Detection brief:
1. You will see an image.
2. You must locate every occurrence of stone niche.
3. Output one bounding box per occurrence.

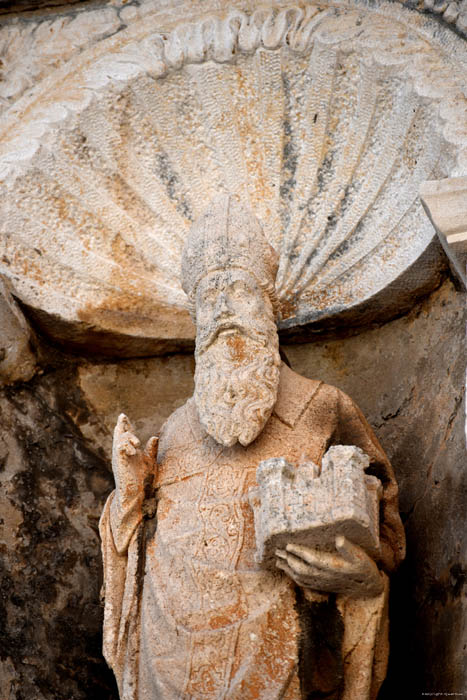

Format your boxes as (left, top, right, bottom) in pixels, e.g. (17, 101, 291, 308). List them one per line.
(0, 0, 465, 698)
(1, 0, 466, 354)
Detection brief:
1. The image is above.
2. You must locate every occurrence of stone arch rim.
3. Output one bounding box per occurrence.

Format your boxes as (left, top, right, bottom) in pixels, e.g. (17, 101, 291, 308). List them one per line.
(0, 0, 466, 183)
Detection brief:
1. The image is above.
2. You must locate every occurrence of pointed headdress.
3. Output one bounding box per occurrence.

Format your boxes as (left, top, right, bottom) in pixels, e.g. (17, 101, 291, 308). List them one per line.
(181, 195, 279, 314)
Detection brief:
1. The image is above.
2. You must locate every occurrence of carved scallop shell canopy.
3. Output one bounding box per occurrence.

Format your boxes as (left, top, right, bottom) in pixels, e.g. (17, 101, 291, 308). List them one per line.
(0, 0, 466, 355)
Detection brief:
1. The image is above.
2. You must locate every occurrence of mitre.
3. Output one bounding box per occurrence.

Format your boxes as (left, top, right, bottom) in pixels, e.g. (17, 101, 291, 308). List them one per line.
(181, 195, 279, 303)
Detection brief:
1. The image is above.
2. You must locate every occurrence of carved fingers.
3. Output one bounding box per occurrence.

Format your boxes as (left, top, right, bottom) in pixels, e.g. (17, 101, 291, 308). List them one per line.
(276, 547, 342, 591)
(112, 414, 157, 504)
(114, 414, 140, 456)
(142, 435, 159, 480)
(276, 535, 384, 599)
(144, 435, 159, 461)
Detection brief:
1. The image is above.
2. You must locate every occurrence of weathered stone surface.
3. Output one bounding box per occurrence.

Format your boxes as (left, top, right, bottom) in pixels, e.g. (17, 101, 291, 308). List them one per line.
(0, 0, 91, 14)
(251, 447, 382, 569)
(0, 5, 123, 110)
(101, 368, 399, 698)
(0, 0, 465, 355)
(0, 2, 463, 694)
(0, 365, 118, 699)
(0, 276, 37, 385)
(420, 176, 467, 287)
(417, 0, 467, 35)
(2, 0, 467, 39)
(98, 199, 403, 699)
(77, 353, 194, 458)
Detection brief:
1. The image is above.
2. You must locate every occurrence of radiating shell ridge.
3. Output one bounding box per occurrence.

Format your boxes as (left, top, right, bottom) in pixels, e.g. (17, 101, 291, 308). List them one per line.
(0, 1, 465, 353)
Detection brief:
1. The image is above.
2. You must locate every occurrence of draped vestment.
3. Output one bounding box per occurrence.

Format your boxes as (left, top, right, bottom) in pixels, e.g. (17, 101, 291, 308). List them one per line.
(100, 364, 404, 700)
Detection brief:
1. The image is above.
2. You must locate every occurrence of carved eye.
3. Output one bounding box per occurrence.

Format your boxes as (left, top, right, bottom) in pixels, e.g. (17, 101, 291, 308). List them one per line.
(200, 289, 218, 306)
(228, 281, 248, 299)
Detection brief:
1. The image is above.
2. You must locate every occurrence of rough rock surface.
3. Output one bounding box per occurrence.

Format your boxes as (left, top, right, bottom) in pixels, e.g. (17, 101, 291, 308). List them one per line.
(0, 276, 464, 698)
(0, 277, 37, 385)
(0, 364, 118, 699)
(77, 354, 194, 458)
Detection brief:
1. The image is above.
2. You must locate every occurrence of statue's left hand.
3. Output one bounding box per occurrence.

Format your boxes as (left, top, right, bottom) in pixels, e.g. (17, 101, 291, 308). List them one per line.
(275, 535, 384, 599)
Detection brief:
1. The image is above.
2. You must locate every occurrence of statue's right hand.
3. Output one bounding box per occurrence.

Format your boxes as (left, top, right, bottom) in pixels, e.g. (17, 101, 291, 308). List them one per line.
(112, 414, 158, 505)
(114, 413, 142, 459)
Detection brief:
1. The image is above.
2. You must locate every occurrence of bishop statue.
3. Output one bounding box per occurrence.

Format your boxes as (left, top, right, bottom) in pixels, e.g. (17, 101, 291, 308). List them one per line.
(100, 195, 405, 699)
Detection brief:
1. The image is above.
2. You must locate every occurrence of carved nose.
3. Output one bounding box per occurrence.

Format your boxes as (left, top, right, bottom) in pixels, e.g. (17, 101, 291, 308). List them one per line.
(213, 292, 231, 320)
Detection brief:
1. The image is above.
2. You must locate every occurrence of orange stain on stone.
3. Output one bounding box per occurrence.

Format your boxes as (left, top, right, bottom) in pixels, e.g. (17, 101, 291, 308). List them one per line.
(226, 334, 247, 364)
(280, 298, 298, 320)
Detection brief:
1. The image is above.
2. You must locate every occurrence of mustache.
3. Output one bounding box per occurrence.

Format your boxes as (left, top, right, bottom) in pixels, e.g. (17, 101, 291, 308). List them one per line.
(195, 322, 271, 354)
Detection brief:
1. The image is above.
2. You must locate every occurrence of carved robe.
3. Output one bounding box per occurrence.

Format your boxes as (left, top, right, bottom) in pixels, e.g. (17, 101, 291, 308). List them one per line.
(100, 363, 405, 700)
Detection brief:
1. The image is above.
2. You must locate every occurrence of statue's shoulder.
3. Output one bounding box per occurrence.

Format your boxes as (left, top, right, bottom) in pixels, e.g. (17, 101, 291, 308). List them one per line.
(287, 369, 368, 428)
(280, 363, 355, 403)
(157, 397, 195, 458)
(274, 364, 339, 427)
(275, 366, 367, 441)
(277, 363, 340, 406)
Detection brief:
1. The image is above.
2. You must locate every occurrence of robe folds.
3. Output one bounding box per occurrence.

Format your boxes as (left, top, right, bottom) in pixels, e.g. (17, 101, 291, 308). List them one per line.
(100, 363, 405, 700)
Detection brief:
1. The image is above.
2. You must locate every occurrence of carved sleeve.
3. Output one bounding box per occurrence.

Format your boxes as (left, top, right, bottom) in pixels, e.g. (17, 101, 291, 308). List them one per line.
(109, 488, 144, 556)
(334, 388, 406, 574)
(99, 491, 141, 698)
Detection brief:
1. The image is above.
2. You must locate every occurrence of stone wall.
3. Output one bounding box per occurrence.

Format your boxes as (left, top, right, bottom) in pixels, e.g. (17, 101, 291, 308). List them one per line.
(0, 273, 464, 697)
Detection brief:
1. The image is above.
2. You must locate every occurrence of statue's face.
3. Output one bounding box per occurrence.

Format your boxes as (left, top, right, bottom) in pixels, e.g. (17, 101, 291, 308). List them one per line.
(195, 269, 273, 352)
(193, 268, 281, 448)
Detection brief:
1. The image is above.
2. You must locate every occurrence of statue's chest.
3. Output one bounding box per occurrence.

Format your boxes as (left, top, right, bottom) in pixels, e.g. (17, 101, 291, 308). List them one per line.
(155, 444, 261, 573)
(145, 412, 329, 631)
(153, 414, 328, 571)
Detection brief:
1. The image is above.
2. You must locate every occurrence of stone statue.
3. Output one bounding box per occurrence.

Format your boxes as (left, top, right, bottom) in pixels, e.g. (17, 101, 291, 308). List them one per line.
(99, 195, 405, 700)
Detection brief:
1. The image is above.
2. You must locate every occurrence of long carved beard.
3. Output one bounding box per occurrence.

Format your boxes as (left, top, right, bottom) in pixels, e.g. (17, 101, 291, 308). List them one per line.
(194, 330, 281, 447)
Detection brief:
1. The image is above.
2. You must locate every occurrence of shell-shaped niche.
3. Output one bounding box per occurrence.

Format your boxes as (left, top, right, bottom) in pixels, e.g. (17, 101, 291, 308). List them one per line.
(0, 1, 466, 355)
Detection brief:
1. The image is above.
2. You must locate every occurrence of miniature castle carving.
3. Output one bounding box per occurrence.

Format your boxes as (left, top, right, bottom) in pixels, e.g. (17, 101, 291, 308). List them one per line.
(250, 445, 382, 568)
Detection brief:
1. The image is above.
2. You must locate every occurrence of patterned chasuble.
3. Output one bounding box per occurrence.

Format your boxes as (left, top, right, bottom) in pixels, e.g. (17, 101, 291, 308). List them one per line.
(138, 395, 311, 699)
(101, 364, 404, 700)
